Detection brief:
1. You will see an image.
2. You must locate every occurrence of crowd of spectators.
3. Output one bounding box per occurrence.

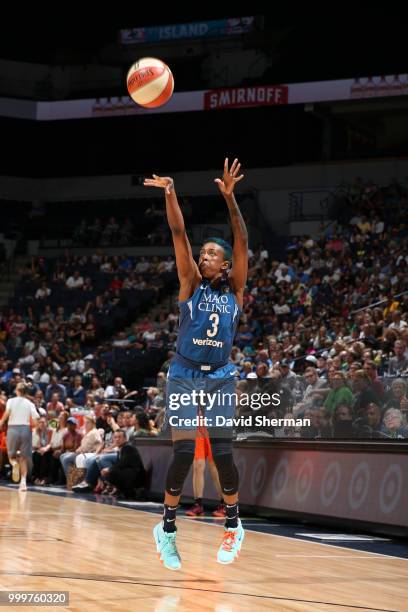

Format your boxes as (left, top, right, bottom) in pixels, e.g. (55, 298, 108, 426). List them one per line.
(0, 177, 407, 496)
(206, 177, 408, 439)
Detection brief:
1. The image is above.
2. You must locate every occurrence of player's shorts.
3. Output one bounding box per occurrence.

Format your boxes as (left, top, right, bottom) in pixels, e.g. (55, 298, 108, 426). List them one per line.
(194, 426, 214, 462)
(165, 359, 237, 432)
(7, 425, 32, 458)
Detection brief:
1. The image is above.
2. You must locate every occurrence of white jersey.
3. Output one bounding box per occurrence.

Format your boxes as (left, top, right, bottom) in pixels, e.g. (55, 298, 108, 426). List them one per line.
(7, 396, 40, 426)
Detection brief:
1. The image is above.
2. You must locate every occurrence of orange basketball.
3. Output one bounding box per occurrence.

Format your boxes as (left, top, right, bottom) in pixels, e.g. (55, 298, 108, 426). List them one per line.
(126, 57, 174, 108)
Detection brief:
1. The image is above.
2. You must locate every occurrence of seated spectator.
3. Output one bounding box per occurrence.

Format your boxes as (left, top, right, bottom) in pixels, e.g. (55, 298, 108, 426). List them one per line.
(104, 377, 127, 400)
(32, 416, 53, 485)
(35, 282, 51, 300)
(59, 417, 83, 478)
(362, 360, 384, 398)
(45, 375, 67, 404)
(102, 430, 145, 499)
(352, 370, 380, 418)
(33, 389, 46, 414)
(388, 340, 408, 375)
(294, 367, 327, 415)
(385, 378, 408, 414)
(25, 375, 40, 399)
(388, 310, 407, 332)
(323, 371, 354, 415)
(72, 413, 120, 494)
(60, 415, 102, 478)
(109, 275, 123, 292)
(353, 402, 383, 439)
(46, 392, 65, 416)
(332, 403, 354, 439)
(48, 410, 69, 484)
(129, 412, 158, 438)
(67, 375, 86, 406)
(66, 271, 84, 290)
(380, 408, 408, 439)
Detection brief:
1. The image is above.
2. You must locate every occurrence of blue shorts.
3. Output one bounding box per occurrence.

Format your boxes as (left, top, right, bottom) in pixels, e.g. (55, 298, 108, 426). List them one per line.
(165, 360, 238, 431)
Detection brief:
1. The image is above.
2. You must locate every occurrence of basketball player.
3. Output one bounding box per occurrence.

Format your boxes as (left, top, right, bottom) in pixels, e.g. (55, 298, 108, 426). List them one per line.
(144, 158, 248, 570)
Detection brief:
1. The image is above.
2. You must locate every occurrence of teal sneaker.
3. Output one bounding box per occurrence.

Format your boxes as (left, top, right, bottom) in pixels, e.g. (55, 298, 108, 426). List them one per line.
(217, 519, 245, 564)
(153, 522, 181, 571)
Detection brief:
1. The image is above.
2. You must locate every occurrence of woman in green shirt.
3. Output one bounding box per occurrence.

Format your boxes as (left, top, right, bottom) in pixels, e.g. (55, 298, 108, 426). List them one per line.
(324, 371, 354, 414)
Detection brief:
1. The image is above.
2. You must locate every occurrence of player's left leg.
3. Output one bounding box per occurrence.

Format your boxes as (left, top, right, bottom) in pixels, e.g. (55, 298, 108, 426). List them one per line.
(210, 437, 244, 564)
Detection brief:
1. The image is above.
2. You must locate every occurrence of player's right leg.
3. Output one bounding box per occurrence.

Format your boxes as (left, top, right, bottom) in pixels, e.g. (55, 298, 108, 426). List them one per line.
(153, 430, 195, 570)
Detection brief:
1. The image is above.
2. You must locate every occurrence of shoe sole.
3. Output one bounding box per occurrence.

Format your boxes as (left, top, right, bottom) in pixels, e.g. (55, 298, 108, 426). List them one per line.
(12, 463, 20, 483)
(153, 525, 181, 571)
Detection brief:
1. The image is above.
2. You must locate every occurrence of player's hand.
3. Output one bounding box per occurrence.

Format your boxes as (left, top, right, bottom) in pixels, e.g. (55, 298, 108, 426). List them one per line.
(143, 174, 174, 195)
(214, 158, 244, 196)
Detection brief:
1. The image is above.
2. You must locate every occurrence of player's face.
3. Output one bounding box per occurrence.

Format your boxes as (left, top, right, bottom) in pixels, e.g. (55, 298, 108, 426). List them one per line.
(198, 242, 228, 279)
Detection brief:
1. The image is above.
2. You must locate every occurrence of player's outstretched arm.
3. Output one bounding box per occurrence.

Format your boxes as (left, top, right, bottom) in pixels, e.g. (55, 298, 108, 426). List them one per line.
(214, 158, 248, 307)
(143, 174, 200, 300)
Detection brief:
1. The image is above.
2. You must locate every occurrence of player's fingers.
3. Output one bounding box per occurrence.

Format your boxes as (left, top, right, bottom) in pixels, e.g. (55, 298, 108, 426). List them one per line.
(230, 158, 239, 174)
(224, 158, 228, 173)
(232, 162, 241, 177)
(234, 174, 244, 183)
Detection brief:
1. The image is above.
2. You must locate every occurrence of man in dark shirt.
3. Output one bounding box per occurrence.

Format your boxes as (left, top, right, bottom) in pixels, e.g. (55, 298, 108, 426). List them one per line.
(102, 430, 145, 499)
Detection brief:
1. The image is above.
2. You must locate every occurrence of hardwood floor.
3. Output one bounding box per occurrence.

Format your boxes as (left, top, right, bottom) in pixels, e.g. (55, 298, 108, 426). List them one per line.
(0, 488, 406, 611)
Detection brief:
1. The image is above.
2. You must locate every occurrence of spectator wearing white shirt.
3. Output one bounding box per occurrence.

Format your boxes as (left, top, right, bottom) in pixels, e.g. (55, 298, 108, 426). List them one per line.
(31, 368, 50, 386)
(68, 357, 85, 374)
(275, 264, 291, 284)
(135, 257, 150, 274)
(112, 331, 131, 348)
(66, 271, 84, 289)
(389, 311, 407, 331)
(60, 415, 102, 477)
(259, 247, 269, 261)
(104, 377, 127, 399)
(372, 215, 384, 234)
(35, 282, 51, 300)
(17, 347, 35, 368)
(0, 382, 40, 491)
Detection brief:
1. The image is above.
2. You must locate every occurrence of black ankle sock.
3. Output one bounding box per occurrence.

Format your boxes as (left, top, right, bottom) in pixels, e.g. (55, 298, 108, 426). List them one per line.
(225, 502, 239, 529)
(195, 498, 202, 506)
(163, 504, 177, 533)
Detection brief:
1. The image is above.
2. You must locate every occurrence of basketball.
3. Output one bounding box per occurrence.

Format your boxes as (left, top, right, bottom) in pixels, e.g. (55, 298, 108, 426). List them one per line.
(126, 57, 174, 108)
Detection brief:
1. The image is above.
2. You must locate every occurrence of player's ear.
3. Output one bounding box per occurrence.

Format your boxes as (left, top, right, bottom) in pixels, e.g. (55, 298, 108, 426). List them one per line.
(221, 261, 230, 271)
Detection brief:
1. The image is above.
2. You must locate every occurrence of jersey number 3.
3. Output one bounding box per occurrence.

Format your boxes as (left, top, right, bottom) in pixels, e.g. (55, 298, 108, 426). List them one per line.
(206, 313, 219, 337)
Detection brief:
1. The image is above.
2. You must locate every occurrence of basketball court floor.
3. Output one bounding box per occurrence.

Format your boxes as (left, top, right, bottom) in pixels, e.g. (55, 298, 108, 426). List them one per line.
(0, 485, 406, 611)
